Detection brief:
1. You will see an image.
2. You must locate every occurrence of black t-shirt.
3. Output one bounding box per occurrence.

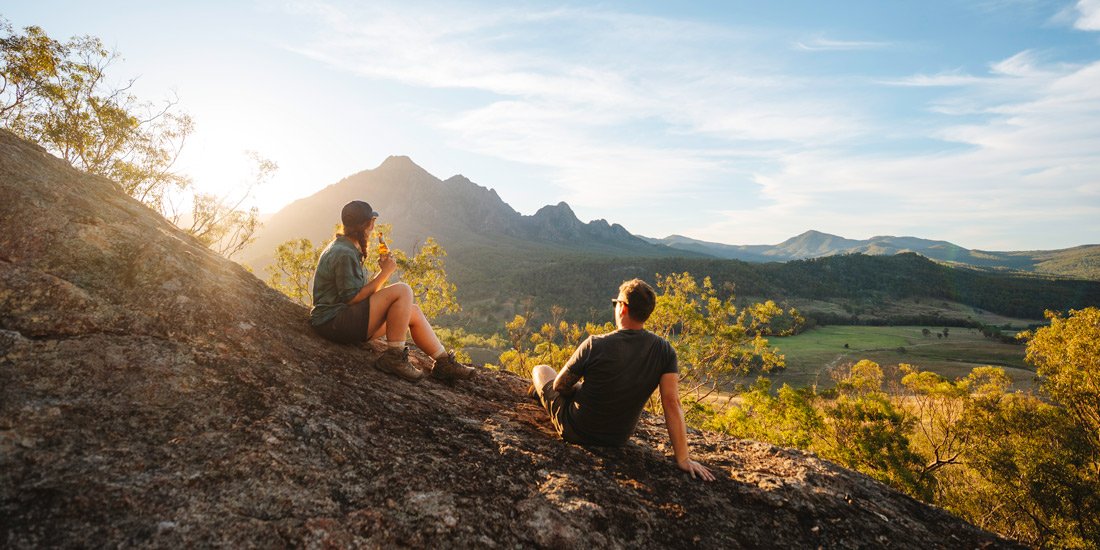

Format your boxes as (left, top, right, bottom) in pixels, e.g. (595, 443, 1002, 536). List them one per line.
(561, 329, 678, 446)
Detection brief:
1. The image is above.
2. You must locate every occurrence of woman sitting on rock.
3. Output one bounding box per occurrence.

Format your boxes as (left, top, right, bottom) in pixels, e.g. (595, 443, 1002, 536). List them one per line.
(309, 200, 474, 383)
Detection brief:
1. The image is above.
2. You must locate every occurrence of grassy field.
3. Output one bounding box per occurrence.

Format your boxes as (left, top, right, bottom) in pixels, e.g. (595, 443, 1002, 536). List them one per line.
(758, 325, 1037, 391)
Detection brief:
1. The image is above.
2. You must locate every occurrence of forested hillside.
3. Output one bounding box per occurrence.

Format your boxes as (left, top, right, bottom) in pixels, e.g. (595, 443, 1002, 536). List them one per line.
(449, 251, 1100, 330)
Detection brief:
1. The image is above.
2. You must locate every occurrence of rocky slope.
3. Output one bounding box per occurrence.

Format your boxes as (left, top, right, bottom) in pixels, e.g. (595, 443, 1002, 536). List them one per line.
(0, 130, 1019, 548)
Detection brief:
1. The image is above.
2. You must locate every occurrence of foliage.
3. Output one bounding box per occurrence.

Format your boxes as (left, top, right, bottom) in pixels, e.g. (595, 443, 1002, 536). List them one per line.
(691, 378, 822, 449)
(184, 151, 276, 259)
(266, 224, 461, 319)
(362, 224, 461, 319)
(1, 20, 263, 259)
(686, 342, 1100, 547)
(920, 358, 1095, 549)
(435, 327, 507, 365)
(265, 238, 322, 307)
(1, 20, 192, 214)
(816, 360, 925, 497)
(461, 252, 1100, 333)
(1022, 307, 1100, 462)
(740, 300, 805, 337)
(491, 272, 794, 401)
(435, 327, 506, 350)
(493, 309, 614, 379)
(898, 364, 970, 484)
(647, 272, 789, 401)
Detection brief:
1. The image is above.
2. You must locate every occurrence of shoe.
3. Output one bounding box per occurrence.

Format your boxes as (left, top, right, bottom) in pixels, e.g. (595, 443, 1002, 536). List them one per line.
(431, 351, 476, 381)
(374, 347, 424, 382)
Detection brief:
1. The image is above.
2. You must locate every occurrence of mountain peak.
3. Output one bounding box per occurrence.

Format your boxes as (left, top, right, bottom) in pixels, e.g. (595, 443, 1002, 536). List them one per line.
(533, 201, 578, 218)
(791, 229, 841, 241)
(378, 154, 416, 168)
(373, 155, 435, 180)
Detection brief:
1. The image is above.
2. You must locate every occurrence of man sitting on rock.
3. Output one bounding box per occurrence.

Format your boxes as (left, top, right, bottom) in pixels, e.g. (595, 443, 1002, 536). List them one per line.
(531, 279, 715, 481)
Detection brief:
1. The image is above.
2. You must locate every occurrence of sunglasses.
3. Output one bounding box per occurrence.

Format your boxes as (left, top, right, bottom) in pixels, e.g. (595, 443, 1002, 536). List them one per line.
(611, 299, 628, 306)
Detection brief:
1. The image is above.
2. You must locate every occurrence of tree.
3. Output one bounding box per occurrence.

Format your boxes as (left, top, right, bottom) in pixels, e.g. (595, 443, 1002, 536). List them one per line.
(954, 379, 1097, 547)
(1, 20, 262, 259)
(265, 238, 322, 307)
(899, 365, 975, 488)
(184, 151, 276, 259)
(1022, 307, 1100, 461)
(894, 359, 1099, 548)
(1, 20, 192, 213)
(817, 360, 925, 497)
(495, 312, 614, 379)
(647, 272, 787, 401)
(697, 377, 822, 450)
(362, 224, 461, 319)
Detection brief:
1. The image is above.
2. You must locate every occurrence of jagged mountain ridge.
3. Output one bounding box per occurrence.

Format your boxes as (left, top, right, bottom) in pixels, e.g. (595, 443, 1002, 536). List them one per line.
(644, 231, 1100, 279)
(0, 129, 1020, 547)
(245, 155, 1097, 281)
(244, 156, 690, 270)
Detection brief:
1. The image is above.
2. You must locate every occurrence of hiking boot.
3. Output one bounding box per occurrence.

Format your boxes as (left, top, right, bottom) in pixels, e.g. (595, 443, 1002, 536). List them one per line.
(431, 351, 475, 381)
(373, 347, 424, 382)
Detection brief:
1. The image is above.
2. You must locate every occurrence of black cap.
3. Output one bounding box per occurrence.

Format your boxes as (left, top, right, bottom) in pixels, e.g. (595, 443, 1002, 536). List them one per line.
(341, 200, 380, 227)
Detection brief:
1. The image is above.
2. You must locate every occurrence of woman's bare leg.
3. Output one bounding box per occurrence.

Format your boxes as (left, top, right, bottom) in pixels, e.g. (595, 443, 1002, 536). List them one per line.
(367, 284, 444, 357)
(369, 322, 387, 340)
(367, 283, 413, 343)
(407, 304, 445, 358)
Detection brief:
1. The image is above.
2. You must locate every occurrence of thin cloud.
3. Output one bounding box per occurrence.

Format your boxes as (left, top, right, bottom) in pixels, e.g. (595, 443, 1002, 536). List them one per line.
(881, 71, 986, 87)
(1073, 0, 1100, 30)
(286, 1, 864, 206)
(693, 54, 1100, 249)
(285, 1, 1100, 250)
(793, 37, 893, 51)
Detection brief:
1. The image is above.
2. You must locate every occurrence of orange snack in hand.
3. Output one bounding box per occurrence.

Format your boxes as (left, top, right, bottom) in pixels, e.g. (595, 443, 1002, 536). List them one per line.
(377, 232, 389, 256)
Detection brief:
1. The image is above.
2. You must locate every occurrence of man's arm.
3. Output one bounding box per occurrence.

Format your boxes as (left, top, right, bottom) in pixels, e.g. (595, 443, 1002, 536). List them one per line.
(552, 368, 581, 396)
(552, 337, 591, 395)
(659, 373, 715, 481)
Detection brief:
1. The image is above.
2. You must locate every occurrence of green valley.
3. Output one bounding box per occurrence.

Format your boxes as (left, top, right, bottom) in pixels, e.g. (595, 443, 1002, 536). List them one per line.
(763, 325, 1035, 390)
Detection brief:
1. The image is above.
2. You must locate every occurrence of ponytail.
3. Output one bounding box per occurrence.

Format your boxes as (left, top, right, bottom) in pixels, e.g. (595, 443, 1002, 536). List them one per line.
(336, 223, 370, 263)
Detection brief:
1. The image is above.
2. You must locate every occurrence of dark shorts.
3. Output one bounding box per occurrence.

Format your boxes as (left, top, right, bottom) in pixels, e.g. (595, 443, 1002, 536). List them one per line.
(311, 300, 371, 345)
(536, 380, 585, 444)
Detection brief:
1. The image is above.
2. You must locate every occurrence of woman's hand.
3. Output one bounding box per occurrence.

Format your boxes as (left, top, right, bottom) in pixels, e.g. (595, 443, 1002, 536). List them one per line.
(379, 253, 398, 276)
(677, 458, 715, 481)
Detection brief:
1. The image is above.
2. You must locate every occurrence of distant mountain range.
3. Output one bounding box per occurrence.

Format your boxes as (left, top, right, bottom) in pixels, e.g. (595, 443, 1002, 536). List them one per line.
(640, 232, 1100, 280)
(246, 156, 1099, 281)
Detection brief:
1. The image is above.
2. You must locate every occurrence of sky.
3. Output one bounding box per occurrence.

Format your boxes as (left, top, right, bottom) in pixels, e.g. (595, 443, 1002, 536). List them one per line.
(5, 1, 1100, 250)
